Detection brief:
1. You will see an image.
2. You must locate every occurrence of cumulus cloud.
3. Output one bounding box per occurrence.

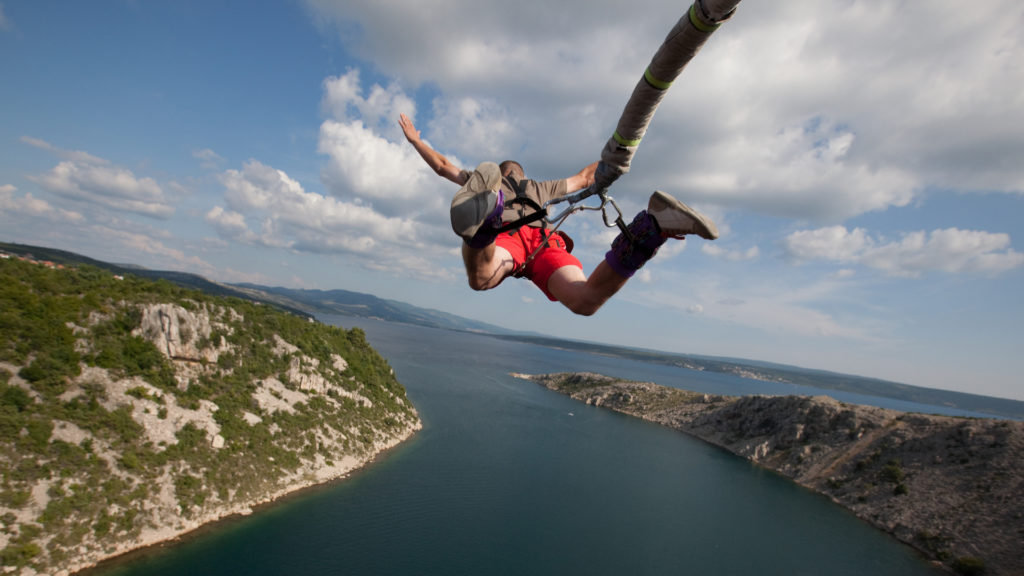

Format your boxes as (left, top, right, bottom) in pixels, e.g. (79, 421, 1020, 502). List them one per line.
(785, 226, 871, 262)
(218, 160, 417, 243)
(24, 138, 174, 219)
(30, 161, 172, 218)
(21, 136, 109, 165)
(317, 70, 453, 219)
(193, 148, 225, 170)
(784, 226, 1024, 276)
(205, 206, 254, 242)
(305, 0, 1024, 223)
(322, 70, 415, 140)
(202, 71, 480, 281)
(703, 243, 760, 262)
(318, 119, 443, 216)
(0, 185, 84, 223)
(672, 117, 919, 221)
(426, 97, 520, 162)
(211, 160, 454, 280)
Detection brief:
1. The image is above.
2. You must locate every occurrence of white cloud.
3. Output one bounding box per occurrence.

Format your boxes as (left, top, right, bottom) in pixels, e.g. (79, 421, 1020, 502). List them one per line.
(318, 119, 446, 217)
(193, 148, 225, 170)
(315, 70, 456, 220)
(212, 160, 456, 281)
(862, 229, 1024, 277)
(426, 97, 520, 163)
(784, 226, 1024, 277)
(0, 186, 84, 223)
(21, 136, 109, 165)
(702, 243, 760, 262)
(785, 226, 872, 262)
(30, 161, 173, 219)
(671, 118, 919, 221)
(103, 228, 207, 269)
(205, 206, 254, 242)
(322, 70, 415, 141)
(23, 138, 174, 219)
(304, 0, 1024, 223)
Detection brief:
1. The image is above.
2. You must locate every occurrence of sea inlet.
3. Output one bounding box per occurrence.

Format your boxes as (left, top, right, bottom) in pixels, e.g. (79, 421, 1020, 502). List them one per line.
(93, 315, 942, 576)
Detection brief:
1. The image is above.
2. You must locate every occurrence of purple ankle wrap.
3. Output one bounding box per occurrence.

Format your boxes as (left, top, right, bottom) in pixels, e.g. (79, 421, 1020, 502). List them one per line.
(604, 210, 666, 278)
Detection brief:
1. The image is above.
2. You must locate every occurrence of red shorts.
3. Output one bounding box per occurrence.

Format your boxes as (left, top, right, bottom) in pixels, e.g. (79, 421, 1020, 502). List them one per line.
(495, 226, 582, 301)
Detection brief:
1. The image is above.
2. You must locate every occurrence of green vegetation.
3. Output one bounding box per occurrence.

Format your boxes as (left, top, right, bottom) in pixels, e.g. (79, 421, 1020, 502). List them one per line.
(0, 256, 418, 574)
(881, 459, 904, 482)
(951, 556, 986, 576)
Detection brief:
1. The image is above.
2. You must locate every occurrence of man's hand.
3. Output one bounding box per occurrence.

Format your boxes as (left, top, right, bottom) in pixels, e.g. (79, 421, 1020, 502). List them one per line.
(399, 113, 421, 144)
(398, 113, 467, 185)
(565, 161, 599, 192)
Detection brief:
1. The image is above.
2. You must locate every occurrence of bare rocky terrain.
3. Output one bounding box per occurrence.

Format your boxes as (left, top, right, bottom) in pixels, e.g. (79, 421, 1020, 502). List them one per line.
(519, 372, 1023, 576)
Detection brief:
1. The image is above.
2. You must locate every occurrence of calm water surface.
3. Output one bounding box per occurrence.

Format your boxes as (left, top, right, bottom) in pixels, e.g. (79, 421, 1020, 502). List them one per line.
(94, 316, 942, 576)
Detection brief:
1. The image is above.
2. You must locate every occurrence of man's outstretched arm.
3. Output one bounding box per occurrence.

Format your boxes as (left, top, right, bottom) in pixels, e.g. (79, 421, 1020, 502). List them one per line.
(399, 113, 467, 185)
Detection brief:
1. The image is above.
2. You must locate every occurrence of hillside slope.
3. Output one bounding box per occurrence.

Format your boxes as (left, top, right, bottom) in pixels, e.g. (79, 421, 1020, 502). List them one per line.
(0, 257, 421, 576)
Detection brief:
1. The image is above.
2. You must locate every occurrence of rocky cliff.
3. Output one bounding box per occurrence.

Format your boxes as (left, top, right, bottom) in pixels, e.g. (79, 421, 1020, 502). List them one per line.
(519, 372, 1023, 576)
(0, 259, 421, 576)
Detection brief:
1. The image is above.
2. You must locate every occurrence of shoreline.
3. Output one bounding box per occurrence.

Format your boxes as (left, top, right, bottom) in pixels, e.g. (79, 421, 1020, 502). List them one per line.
(71, 421, 421, 576)
(518, 372, 1023, 576)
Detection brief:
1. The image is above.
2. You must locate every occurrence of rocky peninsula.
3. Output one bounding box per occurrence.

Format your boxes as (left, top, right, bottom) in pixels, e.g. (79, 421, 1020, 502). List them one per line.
(517, 372, 1023, 576)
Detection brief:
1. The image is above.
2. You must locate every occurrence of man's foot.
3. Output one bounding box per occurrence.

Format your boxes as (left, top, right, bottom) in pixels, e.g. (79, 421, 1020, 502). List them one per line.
(647, 190, 718, 240)
(451, 161, 504, 246)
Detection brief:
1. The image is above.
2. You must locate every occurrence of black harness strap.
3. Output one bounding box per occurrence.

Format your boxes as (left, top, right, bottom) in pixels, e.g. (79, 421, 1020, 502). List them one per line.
(495, 177, 548, 234)
(495, 197, 547, 233)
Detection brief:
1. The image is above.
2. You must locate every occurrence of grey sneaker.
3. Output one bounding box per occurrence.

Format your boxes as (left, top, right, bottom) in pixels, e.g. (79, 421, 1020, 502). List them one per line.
(451, 161, 503, 243)
(647, 190, 718, 240)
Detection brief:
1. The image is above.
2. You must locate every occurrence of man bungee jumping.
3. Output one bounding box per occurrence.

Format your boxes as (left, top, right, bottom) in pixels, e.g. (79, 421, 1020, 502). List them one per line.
(399, 112, 719, 316)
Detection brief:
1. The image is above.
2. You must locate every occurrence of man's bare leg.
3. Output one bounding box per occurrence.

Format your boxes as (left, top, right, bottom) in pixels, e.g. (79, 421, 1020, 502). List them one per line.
(546, 261, 628, 316)
(547, 191, 719, 316)
(462, 243, 517, 291)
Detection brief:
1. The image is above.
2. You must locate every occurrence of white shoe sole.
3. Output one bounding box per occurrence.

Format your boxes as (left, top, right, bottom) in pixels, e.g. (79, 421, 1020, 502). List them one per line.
(451, 162, 502, 238)
(648, 190, 718, 240)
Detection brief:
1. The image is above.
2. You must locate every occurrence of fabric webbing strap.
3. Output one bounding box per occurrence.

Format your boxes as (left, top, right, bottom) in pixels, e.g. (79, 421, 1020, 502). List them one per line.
(495, 197, 547, 234)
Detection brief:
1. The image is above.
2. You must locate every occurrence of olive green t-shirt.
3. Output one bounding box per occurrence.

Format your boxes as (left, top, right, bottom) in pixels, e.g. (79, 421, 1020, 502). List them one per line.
(498, 176, 567, 231)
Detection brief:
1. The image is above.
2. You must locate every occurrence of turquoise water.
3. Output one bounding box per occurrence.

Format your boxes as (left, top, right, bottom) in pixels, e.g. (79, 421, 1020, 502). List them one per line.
(92, 317, 942, 576)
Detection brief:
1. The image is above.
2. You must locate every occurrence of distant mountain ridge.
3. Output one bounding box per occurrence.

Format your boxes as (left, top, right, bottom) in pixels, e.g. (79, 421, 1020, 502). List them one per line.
(233, 284, 517, 335)
(3, 241, 1021, 419)
(492, 334, 1024, 420)
(0, 242, 514, 335)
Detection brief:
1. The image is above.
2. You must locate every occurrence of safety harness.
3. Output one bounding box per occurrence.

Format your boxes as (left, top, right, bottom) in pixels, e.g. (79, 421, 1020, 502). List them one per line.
(495, 176, 582, 278)
(494, 177, 548, 235)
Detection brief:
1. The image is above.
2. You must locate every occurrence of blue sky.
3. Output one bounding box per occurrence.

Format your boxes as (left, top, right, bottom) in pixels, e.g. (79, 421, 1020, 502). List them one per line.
(2, 1, 1023, 401)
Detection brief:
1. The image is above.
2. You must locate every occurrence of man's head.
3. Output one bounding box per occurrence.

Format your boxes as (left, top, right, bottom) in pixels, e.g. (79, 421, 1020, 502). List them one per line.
(499, 160, 524, 181)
